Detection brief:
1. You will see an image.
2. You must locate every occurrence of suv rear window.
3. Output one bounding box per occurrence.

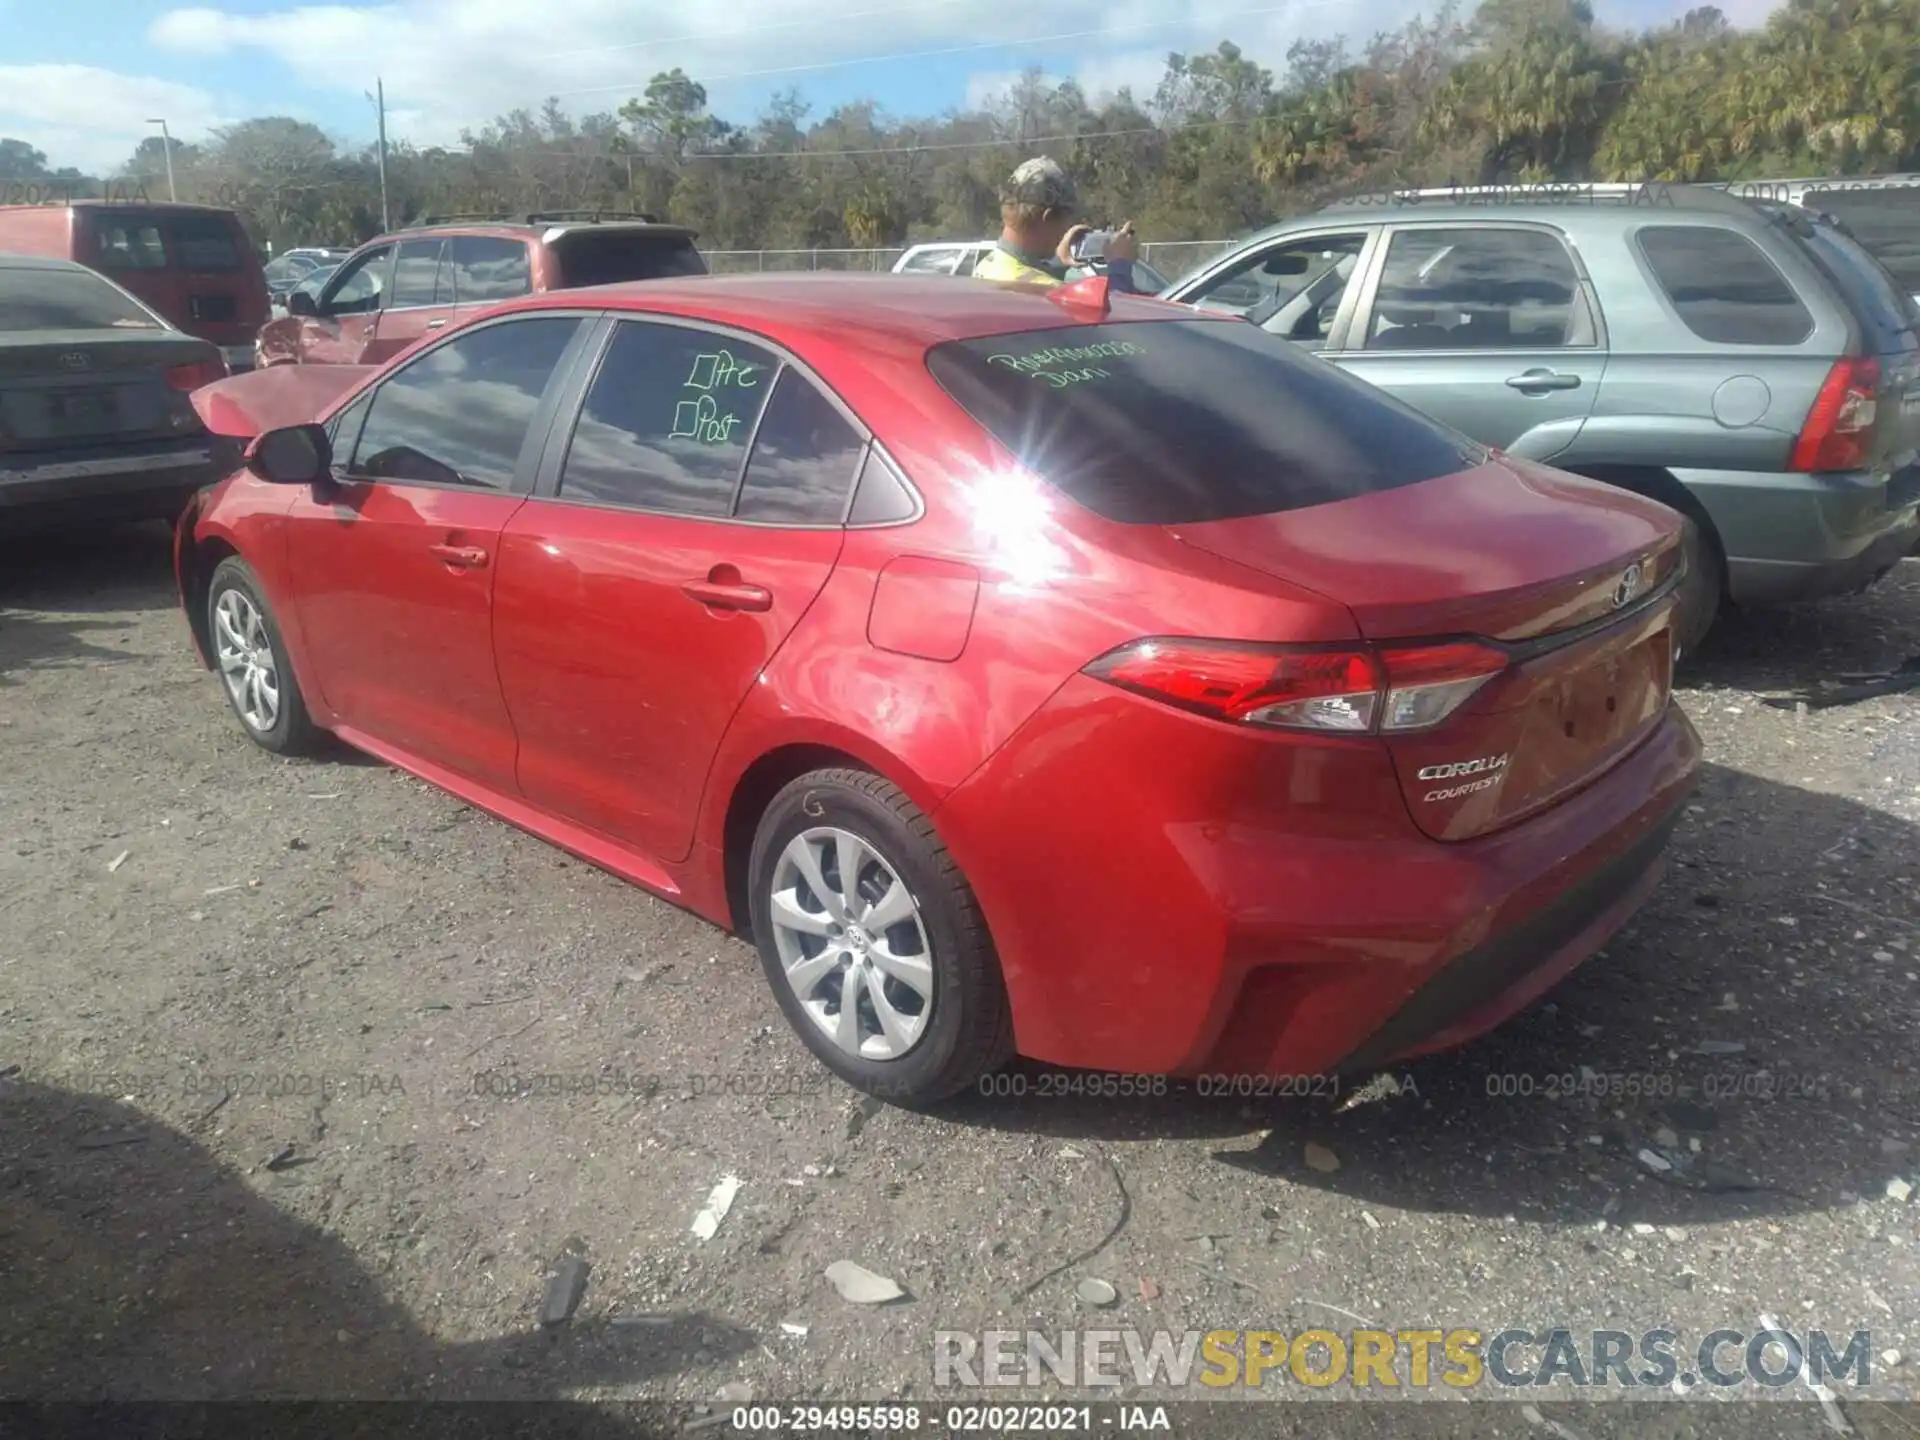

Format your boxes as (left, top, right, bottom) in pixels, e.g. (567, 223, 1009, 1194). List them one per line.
(926, 319, 1484, 525)
(1636, 225, 1814, 345)
(1792, 218, 1919, 344)
(94, 211, 245, 273)
(551, 231, 707, 288)
(1802, 188, 1920, 294)
(0, 265, 163, 331)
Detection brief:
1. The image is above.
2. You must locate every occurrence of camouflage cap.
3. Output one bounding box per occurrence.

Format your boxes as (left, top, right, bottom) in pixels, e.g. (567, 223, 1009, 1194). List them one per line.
(1001, 156, 1078, 212)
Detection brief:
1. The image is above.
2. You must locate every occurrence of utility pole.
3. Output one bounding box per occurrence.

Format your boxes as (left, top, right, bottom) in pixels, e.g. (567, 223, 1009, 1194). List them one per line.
(366, 79, 391, 232)
(147, 119, 177, 201)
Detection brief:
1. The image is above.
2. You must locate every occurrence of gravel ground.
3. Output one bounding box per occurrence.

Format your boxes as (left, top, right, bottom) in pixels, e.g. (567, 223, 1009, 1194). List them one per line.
(2, 525, 1917, 1435)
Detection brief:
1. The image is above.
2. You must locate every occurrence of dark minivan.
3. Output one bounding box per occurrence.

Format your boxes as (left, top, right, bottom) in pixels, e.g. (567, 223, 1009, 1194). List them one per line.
(0, 202, 270, 374)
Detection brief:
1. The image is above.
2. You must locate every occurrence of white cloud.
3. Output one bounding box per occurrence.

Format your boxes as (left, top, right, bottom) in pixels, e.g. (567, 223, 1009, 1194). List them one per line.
(0, 65, 226, 175)
(144, 0, 1793, 155)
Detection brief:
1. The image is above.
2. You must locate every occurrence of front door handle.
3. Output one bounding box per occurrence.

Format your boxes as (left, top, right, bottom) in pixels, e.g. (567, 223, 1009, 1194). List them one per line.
(429, 542, 489, 569)
(683, 577, 772, 612)
(426, 318, 448, 330)
(1506, 368, 1582, 393)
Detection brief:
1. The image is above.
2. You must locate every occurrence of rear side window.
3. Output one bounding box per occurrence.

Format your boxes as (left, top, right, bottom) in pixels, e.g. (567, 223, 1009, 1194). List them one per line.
(559, 321, 776, 515)
(1636, 226, 1814, 345)
(551, 232, 707, 288)
(926, 319, 1485, 525)
(735, 370, 866, 524)
(449, 236, 531, 303)
(0, 265, 163, 331)
(1366, 226, 1590, 350)
(351, 316, 581, 489)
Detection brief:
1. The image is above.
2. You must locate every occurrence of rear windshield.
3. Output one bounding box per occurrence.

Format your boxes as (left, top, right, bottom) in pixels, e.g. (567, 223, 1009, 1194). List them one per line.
(91, 211, 246, 273)
(0, 266, 164, 332)
(551, 231, 707, 288)
(1792, 214, 1920, 344)
(1804, 188, 1920, 294)
(926, 319, 1485, 524)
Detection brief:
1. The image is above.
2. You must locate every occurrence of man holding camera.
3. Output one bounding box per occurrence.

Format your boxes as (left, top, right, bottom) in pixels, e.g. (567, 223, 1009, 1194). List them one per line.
(971, 156, 1144, 292)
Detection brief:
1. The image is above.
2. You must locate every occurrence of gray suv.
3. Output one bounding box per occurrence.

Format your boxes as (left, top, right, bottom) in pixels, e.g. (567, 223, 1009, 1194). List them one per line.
(1163, 184, 1920, 648)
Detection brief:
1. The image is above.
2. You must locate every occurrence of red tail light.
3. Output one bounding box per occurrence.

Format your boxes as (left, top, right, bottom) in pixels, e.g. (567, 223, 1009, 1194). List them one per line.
(1789, 357, 1878, 472)
(1084, 638, 1508, 735)
(165, 359, 228, 392)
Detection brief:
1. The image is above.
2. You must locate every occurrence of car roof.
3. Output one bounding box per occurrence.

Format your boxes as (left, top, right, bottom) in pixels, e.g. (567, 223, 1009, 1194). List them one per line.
(379, 214, 698, 244)
(505, 271, 1206, 347)
(0, 251, 92, 273)
(1288, 181, 1772, 233)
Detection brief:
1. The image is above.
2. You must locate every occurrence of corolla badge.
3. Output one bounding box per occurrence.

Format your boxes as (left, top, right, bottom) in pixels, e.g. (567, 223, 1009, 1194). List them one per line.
(1418, 752, 1511, 803)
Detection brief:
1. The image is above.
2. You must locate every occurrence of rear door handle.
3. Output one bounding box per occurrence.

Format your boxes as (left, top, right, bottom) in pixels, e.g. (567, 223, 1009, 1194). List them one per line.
(429, 542, 489, 569)
(1506, 369, 1582, 392)
(426, 318, 448, 330)
(683, 579, 772, 612)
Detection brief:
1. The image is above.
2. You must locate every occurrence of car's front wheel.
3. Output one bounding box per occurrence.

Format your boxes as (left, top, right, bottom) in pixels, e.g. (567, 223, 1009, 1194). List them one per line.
(746, 768, 1012, 1106)
(206, 555, 322, 755)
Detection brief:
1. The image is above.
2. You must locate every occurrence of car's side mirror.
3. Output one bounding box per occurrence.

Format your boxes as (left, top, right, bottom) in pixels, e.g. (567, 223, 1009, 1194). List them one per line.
(245, 424, 332, 486)
(288, 289, 320, 318)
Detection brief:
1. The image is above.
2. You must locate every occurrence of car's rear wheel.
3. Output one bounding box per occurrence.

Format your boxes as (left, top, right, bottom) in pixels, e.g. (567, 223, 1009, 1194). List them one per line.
(746, 768, 1012, 1106)
(207, 556, 322, 755)
(1674, 515, 1724, 661)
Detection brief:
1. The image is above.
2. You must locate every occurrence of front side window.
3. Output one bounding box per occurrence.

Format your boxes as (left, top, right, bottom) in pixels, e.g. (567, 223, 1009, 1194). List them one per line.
(1365, 227, 1588, 350)
(389, 238, 446, 309)
(1636, 225, 1814, 345)
(323, 246, 393, 316)
(350, 317, 582, 489)
(1186, 232, 1369, 347)
(558, 322, 777, 515)
(927, 318, 1483, 525)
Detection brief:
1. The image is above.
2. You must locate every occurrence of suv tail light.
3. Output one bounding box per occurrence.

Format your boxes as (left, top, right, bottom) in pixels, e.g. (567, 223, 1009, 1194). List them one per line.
(1790, 357, 1879, 472)
(165, 359, 229, 392)
(1084, 638, 1508, 735)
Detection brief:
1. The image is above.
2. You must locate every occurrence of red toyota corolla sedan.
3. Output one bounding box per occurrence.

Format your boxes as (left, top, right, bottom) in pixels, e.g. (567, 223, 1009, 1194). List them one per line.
(175, 273, 1701, 1106)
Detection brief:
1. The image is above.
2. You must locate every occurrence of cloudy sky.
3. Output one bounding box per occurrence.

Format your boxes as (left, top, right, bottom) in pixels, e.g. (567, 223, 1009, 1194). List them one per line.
(2, 0, 1783, 175)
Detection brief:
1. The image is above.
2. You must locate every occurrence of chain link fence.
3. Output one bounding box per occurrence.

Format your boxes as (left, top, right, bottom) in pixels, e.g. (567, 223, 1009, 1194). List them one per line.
(702, 240, 1234, 284)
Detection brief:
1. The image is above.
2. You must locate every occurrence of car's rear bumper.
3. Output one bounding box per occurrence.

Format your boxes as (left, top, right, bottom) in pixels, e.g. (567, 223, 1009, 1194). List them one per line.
(0, 436, 220, 533)
(935, 679, 1702, 1078)
(1676, 464, 1920, 604)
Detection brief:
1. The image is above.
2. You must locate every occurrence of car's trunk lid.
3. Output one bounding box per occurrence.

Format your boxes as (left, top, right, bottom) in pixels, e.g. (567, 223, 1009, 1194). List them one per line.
(1171, 457, 1685, 839)
(0, 330, 214, 452)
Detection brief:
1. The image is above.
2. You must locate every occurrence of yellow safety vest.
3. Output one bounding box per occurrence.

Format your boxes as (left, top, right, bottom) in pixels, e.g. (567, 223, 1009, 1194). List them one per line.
(971, 245, 1064, 286)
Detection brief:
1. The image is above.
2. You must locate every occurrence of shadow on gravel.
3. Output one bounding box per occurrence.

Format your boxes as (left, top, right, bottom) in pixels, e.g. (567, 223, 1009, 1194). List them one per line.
(0, 522, 180, 613)
(0, 1080, 755, 1403)
(1683, 560, 1920, 693)
(937, 759, 1919, 1231)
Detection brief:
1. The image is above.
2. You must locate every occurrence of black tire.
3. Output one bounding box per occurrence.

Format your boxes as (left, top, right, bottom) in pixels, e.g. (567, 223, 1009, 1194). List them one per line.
(746, 768, 1013, 1107)
(205, 555, 323, 756)
(1674, 515, 1725, 661)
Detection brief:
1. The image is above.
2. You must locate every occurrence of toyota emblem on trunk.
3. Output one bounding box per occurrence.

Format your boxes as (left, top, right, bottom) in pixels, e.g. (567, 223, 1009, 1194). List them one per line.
(1612, 563, 1645, 609)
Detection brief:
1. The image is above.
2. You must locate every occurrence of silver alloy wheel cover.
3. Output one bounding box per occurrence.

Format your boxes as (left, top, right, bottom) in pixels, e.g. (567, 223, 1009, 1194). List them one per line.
(768, 825, 935, 1061)
(212, 587, 281, 734)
